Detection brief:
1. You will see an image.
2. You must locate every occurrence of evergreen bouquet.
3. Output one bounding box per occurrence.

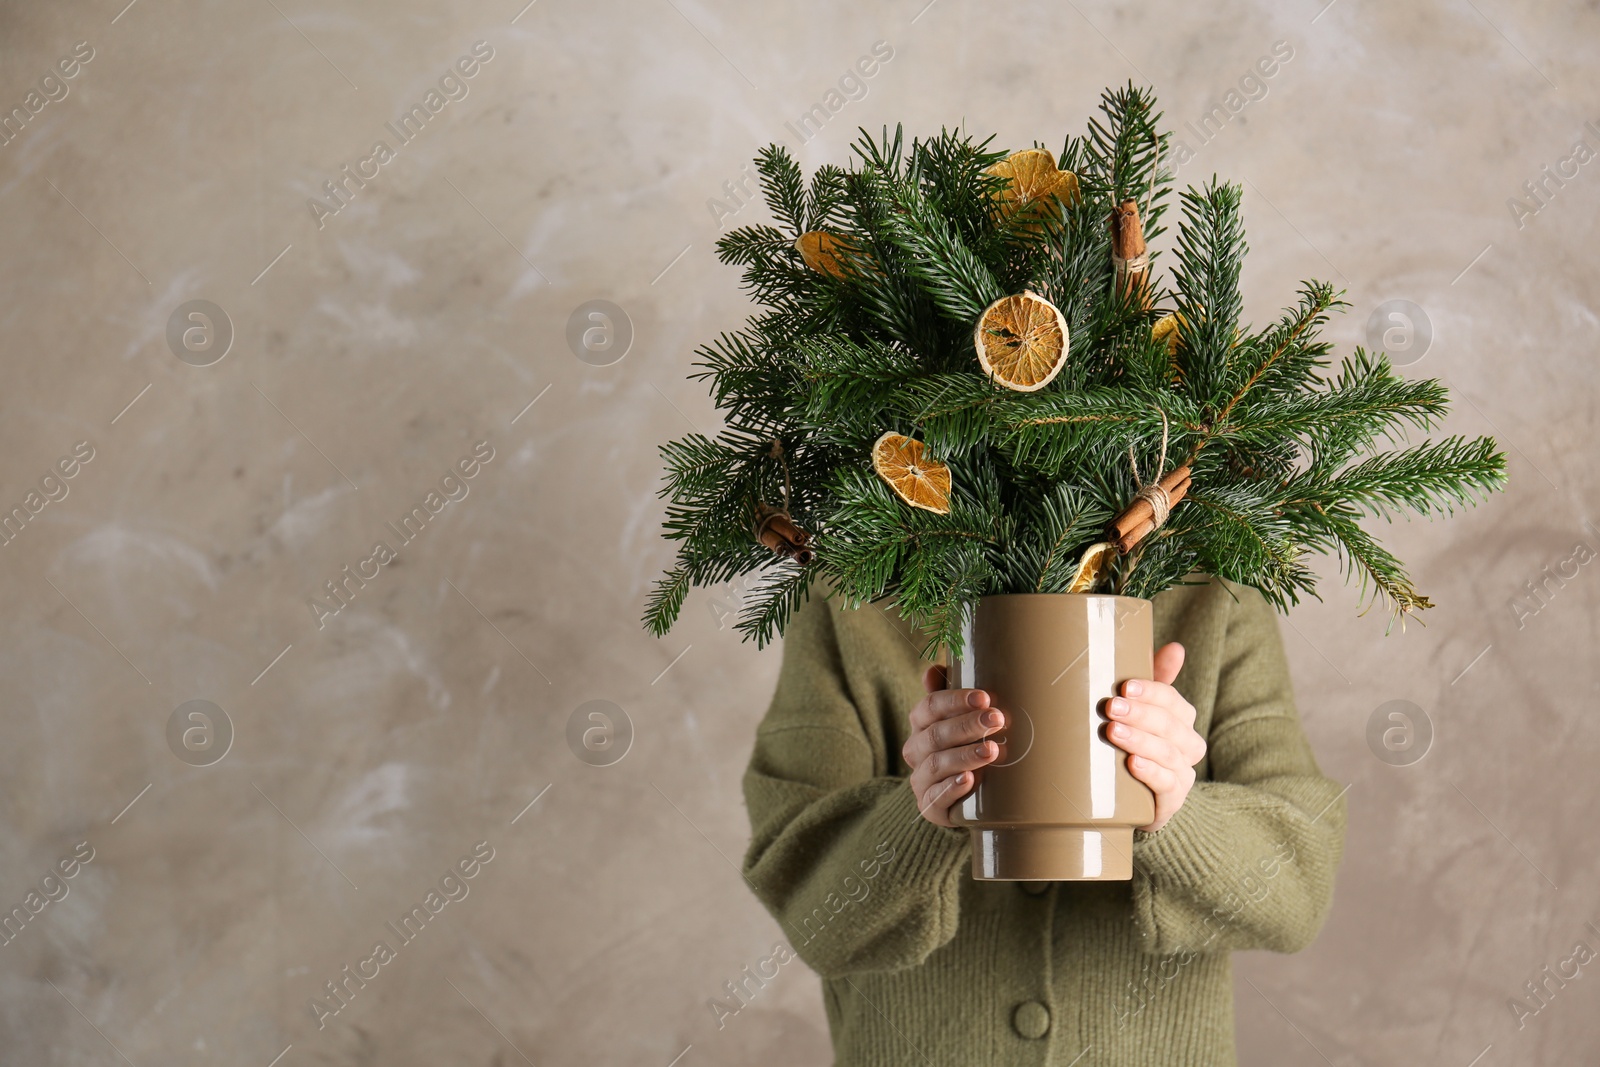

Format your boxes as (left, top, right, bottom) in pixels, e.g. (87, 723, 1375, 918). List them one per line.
(643, 85, 1507, 660)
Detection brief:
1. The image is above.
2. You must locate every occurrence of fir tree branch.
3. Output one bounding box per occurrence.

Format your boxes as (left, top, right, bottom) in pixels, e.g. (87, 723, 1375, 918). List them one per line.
(1297, 501, 1433, 627)
(642, 563, 692, 637)
(1293, 435, 1507, 518)
(992, 482, 1111, 594)
(1181, 485, 1310, 605)
(855, 156, 1004, 323)
(1220, 362, 1448, 458)
(1170, 181, 1248, 405)
(734, 564, 817, 648)
(715, 224, 797, 268)
(1180, 277, 1335, 466)
(1215, 289, 1335, 417)
(754, 143, 808, 237)
(1230, 282, 1343, 398)
(807, 163, 854, 232)
(1081, 83, 1172, 240)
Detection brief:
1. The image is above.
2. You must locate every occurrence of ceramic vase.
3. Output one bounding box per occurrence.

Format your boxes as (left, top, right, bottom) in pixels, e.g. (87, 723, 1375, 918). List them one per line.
(946, 593, 1157, 881)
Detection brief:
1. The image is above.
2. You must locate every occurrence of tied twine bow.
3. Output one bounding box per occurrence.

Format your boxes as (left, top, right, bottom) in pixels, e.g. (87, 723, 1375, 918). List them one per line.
(1108, 409, 1192, 554)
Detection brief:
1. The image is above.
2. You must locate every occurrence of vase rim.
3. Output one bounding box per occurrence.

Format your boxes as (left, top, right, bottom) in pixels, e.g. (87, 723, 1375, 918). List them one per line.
(975, 591, 1151, 603)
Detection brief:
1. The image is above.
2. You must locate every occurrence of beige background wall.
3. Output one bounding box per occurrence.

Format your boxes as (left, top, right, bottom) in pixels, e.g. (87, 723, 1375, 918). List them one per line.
(0, 0, 1594, 1063)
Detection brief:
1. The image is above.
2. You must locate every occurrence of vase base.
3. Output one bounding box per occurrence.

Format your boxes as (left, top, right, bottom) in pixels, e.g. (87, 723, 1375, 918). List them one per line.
(970, 826, 1135, 881)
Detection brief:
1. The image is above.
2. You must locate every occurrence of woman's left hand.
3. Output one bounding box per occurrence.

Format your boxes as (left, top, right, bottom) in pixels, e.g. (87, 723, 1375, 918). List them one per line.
(1105, 641, 1207, 833)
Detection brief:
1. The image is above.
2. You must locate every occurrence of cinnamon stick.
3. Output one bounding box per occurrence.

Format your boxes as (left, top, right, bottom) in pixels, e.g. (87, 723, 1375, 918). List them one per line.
(754, 504, 815, 564)
(1109, 199, 1151, 309)
(1107, 465, 1191, 553)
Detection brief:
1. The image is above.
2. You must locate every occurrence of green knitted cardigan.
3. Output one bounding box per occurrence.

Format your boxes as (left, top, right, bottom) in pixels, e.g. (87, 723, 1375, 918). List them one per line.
(739, 576, 1346, 1066)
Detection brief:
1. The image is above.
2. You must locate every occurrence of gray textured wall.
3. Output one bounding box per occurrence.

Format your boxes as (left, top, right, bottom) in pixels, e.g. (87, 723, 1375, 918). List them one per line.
(0, 1, 1594, 1064)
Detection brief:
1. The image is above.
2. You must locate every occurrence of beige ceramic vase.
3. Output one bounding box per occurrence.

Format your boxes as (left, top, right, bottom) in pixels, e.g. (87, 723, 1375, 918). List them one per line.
(945, 593, 1156, 881)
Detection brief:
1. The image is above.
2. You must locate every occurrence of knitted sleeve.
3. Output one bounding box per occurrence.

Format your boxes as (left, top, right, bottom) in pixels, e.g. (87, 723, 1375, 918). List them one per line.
(1128, 583, 1348, 955)
(740, 588, 972, 979)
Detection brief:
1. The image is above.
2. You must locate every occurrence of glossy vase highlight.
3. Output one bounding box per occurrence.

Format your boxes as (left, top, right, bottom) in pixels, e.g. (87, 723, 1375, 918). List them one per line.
(946, 593, 1156, 881)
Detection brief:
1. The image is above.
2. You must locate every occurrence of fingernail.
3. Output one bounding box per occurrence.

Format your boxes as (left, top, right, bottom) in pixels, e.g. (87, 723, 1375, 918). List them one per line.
(1107, 699, 1126, 717)
(1111, 723, 1129, 739)
(984, 710, 1004, 728)
(1125, 680, 1143, 697)
(977, 740, 993, 756)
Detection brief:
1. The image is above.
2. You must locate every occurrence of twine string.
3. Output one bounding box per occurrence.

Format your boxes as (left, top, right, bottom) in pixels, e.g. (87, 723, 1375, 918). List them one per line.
(770, 438, 793, 513)
(1134, 481, 1173, 528)
(1127, 408, 1174, 532)
(751, 440, 797, 545)
(1114, 132, 1162, 286)
(1141, 130, 1161, 225)
(1112, 251, 1151, 276)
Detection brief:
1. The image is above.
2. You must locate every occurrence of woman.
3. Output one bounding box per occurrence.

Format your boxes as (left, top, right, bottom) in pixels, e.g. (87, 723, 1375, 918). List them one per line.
(740, 574, 1346, 1065)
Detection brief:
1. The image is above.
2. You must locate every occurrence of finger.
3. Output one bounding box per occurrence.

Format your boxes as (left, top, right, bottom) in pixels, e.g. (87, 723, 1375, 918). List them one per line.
(910, 686, 992, 731)
(922, 663, 947, 695)
(1105, 694, 1179, 741)
(1126, 753, 1180, 795)
(915, 771, 974, 826)
(1116, 711, 1205, 768)
(922, 707, 1006, 763)
(911, 687, 975, 732)
(920, 737, 1001, 785)
(1105, 721, 1183, 770)
(1152, 642, 1185, 687)
(1117, 677, 1182, 711)
(904, 706, 1004, 769)
(910, 747, 987, 806)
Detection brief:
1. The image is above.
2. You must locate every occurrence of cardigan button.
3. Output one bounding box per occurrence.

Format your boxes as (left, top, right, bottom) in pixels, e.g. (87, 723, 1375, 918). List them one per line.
(1012, 1000, 1051, 1039)
(1018, 880, 1051, 896)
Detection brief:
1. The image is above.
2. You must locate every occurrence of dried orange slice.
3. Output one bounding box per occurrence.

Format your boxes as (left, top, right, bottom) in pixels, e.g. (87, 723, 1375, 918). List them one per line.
(984, 149, 1080, 223)
(871, 432, 952, 514)
(1066, 541, 1117, 593)
(974, 290, 1069, 392)
(795, 231, 858, 278)
(1151, 312, 1186, 381)
(1151, 313, 1184, 356)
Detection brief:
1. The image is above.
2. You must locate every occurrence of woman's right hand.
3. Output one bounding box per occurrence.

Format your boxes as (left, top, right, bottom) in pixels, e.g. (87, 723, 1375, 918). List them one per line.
(902, 664, 1005, 827)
